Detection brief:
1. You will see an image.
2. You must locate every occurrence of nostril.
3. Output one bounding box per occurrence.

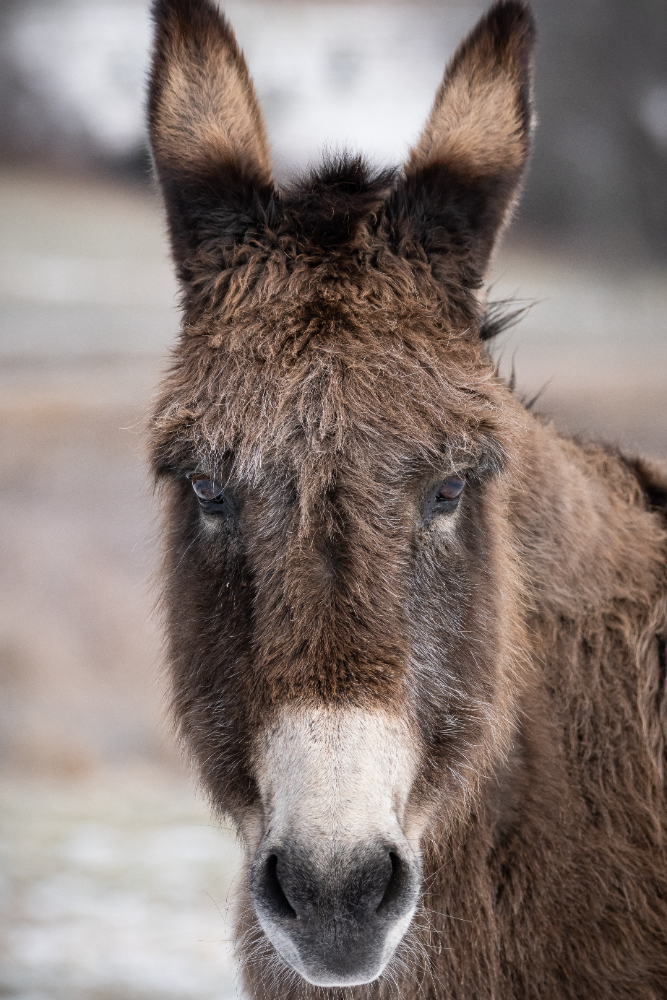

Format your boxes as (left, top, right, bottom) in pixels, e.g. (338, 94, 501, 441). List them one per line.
(263, 854, 297, 919)
(376, 851, 409, 917)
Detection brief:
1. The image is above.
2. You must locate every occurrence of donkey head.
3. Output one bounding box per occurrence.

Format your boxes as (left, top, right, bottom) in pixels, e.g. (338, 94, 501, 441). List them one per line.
(149, 0, 535, 988)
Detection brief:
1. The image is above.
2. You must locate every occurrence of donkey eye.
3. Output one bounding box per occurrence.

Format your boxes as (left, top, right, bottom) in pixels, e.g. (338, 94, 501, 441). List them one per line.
(424, 475, 466, 526)
(436, 476, 466, 502)
(189, 474, 225, 503)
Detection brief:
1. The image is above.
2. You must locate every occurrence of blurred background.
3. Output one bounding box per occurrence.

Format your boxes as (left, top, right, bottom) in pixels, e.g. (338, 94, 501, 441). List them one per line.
(0, 1, 665, 997)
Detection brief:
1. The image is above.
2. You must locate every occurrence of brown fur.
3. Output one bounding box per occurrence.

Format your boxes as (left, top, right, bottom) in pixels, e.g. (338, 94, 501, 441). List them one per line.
(147, 1, 667, 997)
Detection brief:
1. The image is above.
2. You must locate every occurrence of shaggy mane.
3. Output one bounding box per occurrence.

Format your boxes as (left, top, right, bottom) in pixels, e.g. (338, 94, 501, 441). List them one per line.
(281, 153, 397, 249)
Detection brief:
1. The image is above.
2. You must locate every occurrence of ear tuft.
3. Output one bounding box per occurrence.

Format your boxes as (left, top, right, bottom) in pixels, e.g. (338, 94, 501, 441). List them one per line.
(285, 154, 396, 250)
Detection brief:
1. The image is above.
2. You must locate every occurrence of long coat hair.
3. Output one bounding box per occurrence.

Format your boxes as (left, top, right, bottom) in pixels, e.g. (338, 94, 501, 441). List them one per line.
(147, 2, 667, 996)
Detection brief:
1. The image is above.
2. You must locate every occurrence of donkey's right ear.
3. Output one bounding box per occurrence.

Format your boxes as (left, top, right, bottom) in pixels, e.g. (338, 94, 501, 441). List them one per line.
(148, 0, 274, 274)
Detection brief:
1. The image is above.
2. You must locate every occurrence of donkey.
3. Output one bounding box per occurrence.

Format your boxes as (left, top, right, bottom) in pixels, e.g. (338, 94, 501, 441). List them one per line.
(147, 1, 667, 996)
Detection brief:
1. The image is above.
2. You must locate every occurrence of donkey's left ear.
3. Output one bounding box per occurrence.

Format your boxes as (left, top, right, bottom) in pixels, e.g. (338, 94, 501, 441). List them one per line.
(393, 1, 535, 283)
(148, 0, 274, 276)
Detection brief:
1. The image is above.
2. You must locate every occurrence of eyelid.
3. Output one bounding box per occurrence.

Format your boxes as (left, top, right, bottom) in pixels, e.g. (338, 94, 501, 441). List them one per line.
(437, 475, 466, 499)
(187, 472, 226, 504)
(184, 472, 238, 525)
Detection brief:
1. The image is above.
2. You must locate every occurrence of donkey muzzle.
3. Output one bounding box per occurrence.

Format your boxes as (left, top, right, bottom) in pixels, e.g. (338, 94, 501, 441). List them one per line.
(250, 839, 420, 986)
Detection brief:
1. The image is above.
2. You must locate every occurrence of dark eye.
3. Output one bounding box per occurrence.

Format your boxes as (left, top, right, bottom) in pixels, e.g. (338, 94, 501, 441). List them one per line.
(189, 474, 225, 503)
(436, 476, 466, 502)
(425, 474, 466, 524)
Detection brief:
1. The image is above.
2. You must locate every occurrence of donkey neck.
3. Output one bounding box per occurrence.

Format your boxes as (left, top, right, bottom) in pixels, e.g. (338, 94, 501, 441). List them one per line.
(479, 416, 667, 846)
(514, 417, 665, 617)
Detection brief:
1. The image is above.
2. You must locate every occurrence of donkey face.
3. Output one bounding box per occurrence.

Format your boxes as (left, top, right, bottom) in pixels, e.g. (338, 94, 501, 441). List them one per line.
(149, 0, 535, 987)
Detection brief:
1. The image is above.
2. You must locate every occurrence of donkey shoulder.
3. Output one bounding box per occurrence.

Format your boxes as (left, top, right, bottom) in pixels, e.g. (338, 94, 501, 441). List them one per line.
(621, 453, 667, 518)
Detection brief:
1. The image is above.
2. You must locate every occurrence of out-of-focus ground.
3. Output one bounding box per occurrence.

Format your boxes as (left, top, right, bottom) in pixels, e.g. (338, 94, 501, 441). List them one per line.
(0, 167, 665, 998)
(0, 170, 243, 1000)
(0, 775, 242, 1000)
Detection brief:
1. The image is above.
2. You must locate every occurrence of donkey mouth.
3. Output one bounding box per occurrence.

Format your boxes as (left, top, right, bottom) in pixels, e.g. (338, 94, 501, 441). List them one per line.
(250, 840, 421, 986)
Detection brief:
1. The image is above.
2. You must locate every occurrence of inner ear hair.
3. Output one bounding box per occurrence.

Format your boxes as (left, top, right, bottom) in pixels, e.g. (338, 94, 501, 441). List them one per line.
(396, 1, 536, 280)
(148, 0, 275, 267)
(408, 1, 535, 181)
(149, 0, 272, 184)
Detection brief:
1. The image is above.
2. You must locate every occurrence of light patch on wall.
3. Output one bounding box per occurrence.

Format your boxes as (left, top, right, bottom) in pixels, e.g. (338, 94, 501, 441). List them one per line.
(639, 84, 667, 148)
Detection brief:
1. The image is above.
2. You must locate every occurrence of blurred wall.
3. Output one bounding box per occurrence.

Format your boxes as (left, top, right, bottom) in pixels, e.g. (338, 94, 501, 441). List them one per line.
(527, 0, 667, 260)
